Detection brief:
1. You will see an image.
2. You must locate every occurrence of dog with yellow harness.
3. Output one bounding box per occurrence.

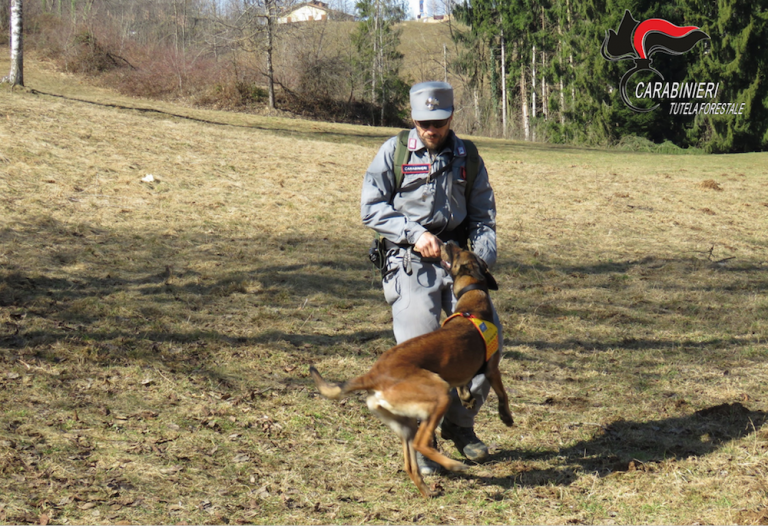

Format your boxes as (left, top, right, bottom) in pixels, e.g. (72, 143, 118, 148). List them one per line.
(309, 242, 514, 498)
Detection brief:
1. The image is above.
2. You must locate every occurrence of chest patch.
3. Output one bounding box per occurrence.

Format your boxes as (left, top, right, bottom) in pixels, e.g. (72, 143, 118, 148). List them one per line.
(443, 313, 499, 361)
(401, 163, 431, 176)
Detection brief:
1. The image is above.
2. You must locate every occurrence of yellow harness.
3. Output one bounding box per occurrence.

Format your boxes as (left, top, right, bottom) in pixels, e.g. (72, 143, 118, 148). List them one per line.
(443, 312, 499, 361)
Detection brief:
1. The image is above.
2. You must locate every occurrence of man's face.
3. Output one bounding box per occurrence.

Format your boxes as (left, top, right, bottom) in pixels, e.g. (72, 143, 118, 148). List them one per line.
(414, 116, 453, 151)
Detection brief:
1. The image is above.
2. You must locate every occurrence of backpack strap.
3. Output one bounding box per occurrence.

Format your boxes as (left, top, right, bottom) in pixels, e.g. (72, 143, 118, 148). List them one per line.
(460, 137, 480, 201)
(392, 129, 411, 198)
(453, 136, 480, 251)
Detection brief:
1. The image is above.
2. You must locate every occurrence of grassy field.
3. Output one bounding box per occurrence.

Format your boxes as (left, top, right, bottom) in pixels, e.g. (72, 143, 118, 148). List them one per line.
(1, 54, 768, 525)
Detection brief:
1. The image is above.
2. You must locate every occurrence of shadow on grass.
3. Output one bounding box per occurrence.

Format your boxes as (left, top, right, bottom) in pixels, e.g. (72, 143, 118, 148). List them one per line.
(0, 217, 386, 367)
(2, 217, 767, 374)
(507, 336, 764, 355)
(496, 255, 768, 281)
(476, 402, 766, 489)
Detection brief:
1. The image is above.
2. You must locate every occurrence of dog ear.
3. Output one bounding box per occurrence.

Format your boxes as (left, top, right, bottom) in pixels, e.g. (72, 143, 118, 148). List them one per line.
(484, 270, 499, 291)
(475, 255, 499, 291)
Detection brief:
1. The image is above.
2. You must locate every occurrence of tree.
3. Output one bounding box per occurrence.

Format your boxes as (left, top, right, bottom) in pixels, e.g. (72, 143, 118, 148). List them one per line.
(447, 17, 492, 135)
(452, 0, 504, 136)
(5, 0, 24, 87)
(351, 0, 408, 125)
(453, 0, 539, 140)
(682, 0, 768, 152)
(219, 0, 288, 110)
(0, 2, 8, 36)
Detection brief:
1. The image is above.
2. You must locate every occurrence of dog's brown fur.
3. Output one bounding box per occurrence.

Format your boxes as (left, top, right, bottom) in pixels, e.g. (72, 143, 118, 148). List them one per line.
(309, 243, 514, 498)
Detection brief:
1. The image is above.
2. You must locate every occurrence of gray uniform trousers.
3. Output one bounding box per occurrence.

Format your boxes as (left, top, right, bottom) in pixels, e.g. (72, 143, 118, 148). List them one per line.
(382, 250, 502, 428)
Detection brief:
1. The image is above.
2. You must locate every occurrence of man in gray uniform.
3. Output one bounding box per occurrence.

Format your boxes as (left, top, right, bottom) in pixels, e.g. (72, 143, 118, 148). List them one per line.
(360, 81, 502, 474)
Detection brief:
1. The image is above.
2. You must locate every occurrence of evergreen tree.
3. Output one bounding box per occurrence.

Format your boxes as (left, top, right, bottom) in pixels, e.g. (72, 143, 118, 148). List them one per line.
(452, 0, 502, 135)
(568, 0, 767, 152)
(449, 0, 766, 151)
(682, 0, 768, 152)
(453, 0, 539, 139)
(352, 0, 409, 125)
(447, 18, 493, 134)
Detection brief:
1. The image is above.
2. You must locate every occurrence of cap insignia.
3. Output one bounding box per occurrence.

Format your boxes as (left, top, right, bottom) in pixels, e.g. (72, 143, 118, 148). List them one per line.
(425, 97, 439, 111)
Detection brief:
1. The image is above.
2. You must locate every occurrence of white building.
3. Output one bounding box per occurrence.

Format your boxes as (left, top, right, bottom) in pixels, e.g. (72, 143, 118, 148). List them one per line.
(277, 1, 353, 23)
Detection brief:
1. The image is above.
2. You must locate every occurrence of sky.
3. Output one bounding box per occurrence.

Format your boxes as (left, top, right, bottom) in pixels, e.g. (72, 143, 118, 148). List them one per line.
(409, 0, 451, 18)
(326, 0, 450, 19)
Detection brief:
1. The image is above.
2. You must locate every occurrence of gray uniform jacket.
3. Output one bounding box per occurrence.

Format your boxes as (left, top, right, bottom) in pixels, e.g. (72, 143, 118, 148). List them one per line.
(360, 129, 497, 267)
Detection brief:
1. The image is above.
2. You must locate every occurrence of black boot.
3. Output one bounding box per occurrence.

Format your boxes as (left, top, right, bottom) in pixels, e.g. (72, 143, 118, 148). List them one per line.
(440, 420, 489, 461)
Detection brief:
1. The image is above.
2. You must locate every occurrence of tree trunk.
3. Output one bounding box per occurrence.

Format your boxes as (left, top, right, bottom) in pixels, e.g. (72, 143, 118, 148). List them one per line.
(541, 6, 547, 121)
(521, 62, 529, 141)
(443, 43, 447, 83)
(558, 22, 565, 126)
(8, 0, 24, 87)
(531, 44, 536, 119)
(500, 29, 507, 138)
(531, 44, 536, 141)
(266, 0, 276, 110)
(567, 0, 575, 109)
(542, 50, 547, 120)
(371, 0, 379, 104)
(173, 0, 182, 89)
(559, 71, 565, 125)
(378, 3, 385, 124)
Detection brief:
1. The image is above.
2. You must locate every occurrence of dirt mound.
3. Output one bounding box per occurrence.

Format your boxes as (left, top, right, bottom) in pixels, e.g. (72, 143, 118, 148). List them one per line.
(699, 179, 723, 191)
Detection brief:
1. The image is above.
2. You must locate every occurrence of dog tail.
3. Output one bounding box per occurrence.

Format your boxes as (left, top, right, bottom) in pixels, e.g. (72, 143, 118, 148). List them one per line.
(309, 365, 375, 399)
(309, 365, 348, 399)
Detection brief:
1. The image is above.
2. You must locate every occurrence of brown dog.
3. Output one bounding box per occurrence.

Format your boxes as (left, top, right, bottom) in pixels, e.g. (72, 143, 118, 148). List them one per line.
(309, 242, 514, 498)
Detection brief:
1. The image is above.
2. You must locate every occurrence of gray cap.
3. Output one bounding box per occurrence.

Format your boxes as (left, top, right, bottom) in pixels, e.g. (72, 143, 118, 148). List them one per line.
(410, 81, 453, 121)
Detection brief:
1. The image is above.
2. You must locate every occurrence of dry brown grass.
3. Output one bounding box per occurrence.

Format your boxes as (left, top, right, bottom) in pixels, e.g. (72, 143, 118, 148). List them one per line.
(1, 53, 768, 525)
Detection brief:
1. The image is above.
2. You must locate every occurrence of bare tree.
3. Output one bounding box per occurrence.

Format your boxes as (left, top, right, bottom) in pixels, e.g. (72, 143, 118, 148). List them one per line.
(217, 0, 292, 110)
(4, 0, 23, 86)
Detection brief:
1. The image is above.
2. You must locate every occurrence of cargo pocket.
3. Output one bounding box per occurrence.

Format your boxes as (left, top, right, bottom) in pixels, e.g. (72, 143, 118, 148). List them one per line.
(383, 259, 410, 315)
(382, 256, 402, 306)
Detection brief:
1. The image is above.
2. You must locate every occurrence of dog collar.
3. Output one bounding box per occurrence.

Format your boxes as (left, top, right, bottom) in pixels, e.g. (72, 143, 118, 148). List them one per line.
(455, 283, 487, 300)
(443, 313, 499, 361)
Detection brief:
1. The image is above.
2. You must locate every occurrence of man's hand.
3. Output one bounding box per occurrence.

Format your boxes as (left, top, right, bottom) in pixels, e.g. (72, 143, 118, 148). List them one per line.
(414, 232, 442, 259)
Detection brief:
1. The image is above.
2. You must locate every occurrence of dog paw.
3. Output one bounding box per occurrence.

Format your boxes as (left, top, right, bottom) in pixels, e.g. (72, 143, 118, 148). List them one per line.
(448, 461, 470, 472)
(500, 412, 514, 427)
(429, 481, 445, 496)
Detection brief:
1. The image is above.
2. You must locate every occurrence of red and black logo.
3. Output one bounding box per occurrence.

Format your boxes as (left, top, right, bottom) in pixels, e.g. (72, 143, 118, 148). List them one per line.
(601, 10, 709, 112)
